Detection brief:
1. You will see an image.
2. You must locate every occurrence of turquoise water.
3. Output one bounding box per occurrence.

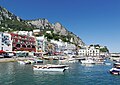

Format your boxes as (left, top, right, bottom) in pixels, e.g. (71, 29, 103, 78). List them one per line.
(0, 61, 120, 85)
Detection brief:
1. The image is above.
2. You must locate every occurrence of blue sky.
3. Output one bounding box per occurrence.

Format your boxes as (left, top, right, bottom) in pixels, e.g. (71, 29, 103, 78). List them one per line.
(0, 0, 120, 52)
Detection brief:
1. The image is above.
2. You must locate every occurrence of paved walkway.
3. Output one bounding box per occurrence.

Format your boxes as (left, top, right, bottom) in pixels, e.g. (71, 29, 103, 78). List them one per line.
(0, 57, 33, 63)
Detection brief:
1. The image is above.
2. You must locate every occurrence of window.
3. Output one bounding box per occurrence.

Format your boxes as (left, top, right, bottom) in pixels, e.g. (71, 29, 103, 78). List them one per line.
(22, 45, 26, 48)
(16, 44, 21, 48)
(1, 47, 3, 50)
(27, 45, 31, 48)
(32, 45, 35, 48)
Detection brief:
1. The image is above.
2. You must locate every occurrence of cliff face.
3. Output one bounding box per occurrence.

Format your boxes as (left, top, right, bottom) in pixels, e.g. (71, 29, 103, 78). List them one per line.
(0, 6, 21, 21)
(0, 6, 85, 46)
(28, 19, 85, 46)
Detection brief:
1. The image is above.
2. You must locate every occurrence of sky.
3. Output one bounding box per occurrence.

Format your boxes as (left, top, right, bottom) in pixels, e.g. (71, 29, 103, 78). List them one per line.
(0, 0, 120, 53)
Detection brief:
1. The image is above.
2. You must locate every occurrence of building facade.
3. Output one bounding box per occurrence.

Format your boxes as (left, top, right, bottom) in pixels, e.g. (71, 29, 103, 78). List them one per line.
(36, 36, 47, 52)
(10, 33, 36, 52)
(78, 46, 100, 57)
(0, 32, 12, 52)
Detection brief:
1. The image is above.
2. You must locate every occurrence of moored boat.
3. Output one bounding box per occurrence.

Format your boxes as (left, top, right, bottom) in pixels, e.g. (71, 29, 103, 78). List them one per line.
(110, 67, 120, 75)
(109, 62, 120, 75)
(18, 59, 35, 65)
(33, 64, 69, 72)
(81, 57, 95, 64)
(18, 60, 26, 65)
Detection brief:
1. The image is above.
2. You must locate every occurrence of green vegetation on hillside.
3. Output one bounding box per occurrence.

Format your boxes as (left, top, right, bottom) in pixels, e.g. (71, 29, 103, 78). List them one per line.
(0, 18, 35, 32)
(90, 44, 109, 52)
(44, 31, 71, 43)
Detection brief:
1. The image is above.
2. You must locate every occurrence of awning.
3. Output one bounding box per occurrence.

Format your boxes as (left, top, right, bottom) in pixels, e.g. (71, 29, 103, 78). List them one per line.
(0, 50, 6, 53)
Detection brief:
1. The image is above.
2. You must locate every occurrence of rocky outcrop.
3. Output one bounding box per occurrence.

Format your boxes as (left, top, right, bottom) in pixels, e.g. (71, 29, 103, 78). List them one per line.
(0, 6, 21, 21)
(28, 19, 85, 46)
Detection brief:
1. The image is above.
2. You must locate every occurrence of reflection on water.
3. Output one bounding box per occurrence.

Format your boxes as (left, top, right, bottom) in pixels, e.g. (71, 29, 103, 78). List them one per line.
(34, 70, 65, 75)
(0, 62, 15, 85)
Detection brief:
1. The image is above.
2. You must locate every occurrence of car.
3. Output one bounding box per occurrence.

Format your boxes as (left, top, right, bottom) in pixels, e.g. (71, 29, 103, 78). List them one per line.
(0, 55, 4, 58)
(4, 52, 14, 58)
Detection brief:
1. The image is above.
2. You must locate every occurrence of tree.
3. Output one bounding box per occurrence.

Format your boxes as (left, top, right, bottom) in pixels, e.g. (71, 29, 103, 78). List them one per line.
(100, 46, 109, 52)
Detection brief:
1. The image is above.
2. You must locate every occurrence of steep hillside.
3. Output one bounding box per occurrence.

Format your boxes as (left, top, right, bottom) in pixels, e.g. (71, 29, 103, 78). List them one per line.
(0, 6, 85, 46)
(28, 19, 85, 46)
(0, 6, 35, 31)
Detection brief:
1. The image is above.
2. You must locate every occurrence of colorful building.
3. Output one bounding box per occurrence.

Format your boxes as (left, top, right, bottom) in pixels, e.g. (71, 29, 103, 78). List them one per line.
(10, 33, 36, 52)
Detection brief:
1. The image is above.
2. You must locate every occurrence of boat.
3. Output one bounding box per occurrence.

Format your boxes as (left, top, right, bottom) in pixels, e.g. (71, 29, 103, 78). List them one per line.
(68, 58, 77, 63)
(81, 57, 95, 64)
(18, 60, 26, 65)
(34, 59, 43, 63)
(113, 62, 120, 67)
(18, 59, 35, 65)
(94, 58, 105, 64)
(109, 62, 120, 75)
(33, 64, 69, 72)
(110, 67, 120, 75)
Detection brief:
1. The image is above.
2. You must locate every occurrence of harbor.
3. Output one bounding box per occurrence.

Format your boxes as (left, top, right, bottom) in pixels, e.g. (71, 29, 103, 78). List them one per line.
(1, 0, 120, 84)
(0, 59, 119, 85)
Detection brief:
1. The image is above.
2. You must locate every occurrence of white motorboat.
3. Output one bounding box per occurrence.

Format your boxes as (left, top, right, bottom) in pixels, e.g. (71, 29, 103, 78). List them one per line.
(109, 62, 120, 75)
(94, 57, 105, 64)
(18, 60, 26, 65)
(68, 58, 77, 63)
(110, 67, 120, 75)
(18, 59, 35, 65)
(81, 57, 95, 64)
(33, 64, 69, 72)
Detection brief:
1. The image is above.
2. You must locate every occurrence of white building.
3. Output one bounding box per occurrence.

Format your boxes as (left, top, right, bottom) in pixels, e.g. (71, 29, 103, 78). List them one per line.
(13, 31, 33, 36)
(50, 39, 66, 52)
(0, 32, 12, 52)
(78, 45, 100, 57)
(36, 36, 47, 52)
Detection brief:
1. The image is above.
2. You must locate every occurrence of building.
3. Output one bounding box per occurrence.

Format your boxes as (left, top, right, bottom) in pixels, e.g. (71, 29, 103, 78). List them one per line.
(78, 45, 100, 57)
(0, 32, 12, 52)
(10, 33, 36, 52)
(36, 36, 47, 52)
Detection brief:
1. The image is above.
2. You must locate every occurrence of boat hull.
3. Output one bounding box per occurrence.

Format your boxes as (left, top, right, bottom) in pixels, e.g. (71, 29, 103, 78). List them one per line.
(110, 68, 120, 75)
(33, 68, 65, 72)
(33, 64, 68, 72)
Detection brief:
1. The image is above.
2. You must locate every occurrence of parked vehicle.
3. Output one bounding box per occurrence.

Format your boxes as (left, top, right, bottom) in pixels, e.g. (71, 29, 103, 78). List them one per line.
(0, 54, 4, 58)
(4, 52, 14, 58)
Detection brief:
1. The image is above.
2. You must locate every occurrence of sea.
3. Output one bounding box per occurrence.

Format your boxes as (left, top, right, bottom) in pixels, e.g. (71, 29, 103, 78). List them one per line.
(0, 59, 120, 85)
